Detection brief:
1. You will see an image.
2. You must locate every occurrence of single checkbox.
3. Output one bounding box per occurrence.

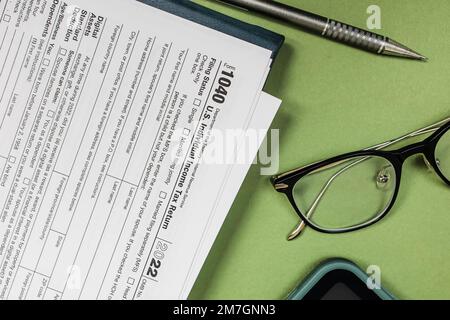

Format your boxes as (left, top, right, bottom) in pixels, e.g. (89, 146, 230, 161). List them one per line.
(159, 191, 167, 200)
(47, 110, 55, 118)
(3, 15, 10, 22)
(59, 48, 67, 56)
(23, 178, 30, 186)
(193, 98, 202, 107)
(43, 58, 50, 67)
(182, 128, 191, 137)
(8, 156, 16, 164)
(127, 277, 135, 286)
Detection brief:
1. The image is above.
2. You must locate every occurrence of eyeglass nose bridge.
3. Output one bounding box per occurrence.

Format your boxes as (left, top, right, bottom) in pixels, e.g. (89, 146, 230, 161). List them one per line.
(396, 142, 429, 162)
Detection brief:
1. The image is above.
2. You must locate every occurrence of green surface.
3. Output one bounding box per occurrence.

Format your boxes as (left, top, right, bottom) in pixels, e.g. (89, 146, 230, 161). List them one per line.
(190, 0, 450, 300)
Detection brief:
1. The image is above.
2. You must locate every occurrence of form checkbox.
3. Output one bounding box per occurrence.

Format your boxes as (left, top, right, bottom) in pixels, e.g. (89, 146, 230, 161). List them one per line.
(3, 15, 10, 22)
(59, 48, 67, 56)
(193, 98, 202, 107)
(159, 191, 167, 200)
(43, 58, 50, 67)
(127, 277, 135, 286)
(182, 128, 191, 137)
(23, 178, 30, 186)
(8, 156, 16, 164)
(47, 110, 55, 118)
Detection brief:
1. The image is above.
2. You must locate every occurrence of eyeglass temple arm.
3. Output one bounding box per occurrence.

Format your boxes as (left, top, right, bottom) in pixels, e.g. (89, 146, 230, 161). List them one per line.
(367, 117, 450, 151)
(287, 117, 450, 240)
(279, 117, 450, 182)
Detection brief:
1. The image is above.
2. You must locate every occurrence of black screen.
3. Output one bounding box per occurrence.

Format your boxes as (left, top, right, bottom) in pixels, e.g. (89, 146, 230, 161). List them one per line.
(302, 269, 383, 300)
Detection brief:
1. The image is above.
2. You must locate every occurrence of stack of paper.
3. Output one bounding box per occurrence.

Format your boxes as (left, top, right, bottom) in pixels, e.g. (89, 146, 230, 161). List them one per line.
(0, 0, 281, 299)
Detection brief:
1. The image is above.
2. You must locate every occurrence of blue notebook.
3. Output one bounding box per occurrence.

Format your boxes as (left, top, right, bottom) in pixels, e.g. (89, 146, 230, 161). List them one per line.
(139, 0, 284, 60)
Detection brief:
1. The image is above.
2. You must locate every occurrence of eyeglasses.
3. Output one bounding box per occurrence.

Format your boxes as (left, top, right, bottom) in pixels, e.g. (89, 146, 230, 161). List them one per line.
(271, 117, 450, 240)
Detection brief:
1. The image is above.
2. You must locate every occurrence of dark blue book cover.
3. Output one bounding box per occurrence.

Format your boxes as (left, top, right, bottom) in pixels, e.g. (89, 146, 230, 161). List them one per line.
(139, 0, 284, 60)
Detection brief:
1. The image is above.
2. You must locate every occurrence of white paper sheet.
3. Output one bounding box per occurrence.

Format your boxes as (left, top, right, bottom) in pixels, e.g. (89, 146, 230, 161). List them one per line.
(180, 92, 281, 299)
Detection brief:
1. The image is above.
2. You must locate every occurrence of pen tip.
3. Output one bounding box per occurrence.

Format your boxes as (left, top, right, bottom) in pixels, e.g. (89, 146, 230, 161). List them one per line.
(383, 39, 428, 62)
(411, 51, 428, 62)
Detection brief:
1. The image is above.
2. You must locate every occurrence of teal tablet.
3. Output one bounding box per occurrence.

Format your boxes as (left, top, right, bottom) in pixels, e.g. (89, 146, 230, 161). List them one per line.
(287, 259, 396, 300)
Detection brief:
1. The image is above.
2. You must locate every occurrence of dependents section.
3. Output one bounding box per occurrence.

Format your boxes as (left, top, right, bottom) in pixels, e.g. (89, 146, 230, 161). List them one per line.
(0, 0, 223, 300)
(0, 0, 110, 299)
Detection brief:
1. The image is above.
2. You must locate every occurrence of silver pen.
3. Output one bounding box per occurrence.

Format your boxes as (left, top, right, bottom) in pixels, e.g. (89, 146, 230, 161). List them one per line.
(216, 0, 427, 61)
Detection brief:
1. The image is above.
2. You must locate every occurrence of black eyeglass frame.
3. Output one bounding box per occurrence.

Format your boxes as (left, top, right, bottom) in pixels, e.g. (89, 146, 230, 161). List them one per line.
(271, 119, 450, 236)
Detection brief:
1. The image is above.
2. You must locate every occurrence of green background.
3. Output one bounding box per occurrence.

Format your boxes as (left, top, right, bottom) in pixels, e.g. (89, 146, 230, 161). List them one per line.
(190, 0, 450, 300)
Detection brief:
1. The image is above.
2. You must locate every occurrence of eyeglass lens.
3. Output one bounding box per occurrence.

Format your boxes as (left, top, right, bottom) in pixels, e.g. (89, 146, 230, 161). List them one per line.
(292, 156, 397, 231)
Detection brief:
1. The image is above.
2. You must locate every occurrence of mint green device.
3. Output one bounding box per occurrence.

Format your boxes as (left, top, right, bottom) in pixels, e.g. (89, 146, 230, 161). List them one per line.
(287, 259, 396, 300)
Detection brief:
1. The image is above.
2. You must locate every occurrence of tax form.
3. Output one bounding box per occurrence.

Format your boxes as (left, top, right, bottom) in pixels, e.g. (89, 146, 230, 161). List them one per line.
(0, 0, 280, 299)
